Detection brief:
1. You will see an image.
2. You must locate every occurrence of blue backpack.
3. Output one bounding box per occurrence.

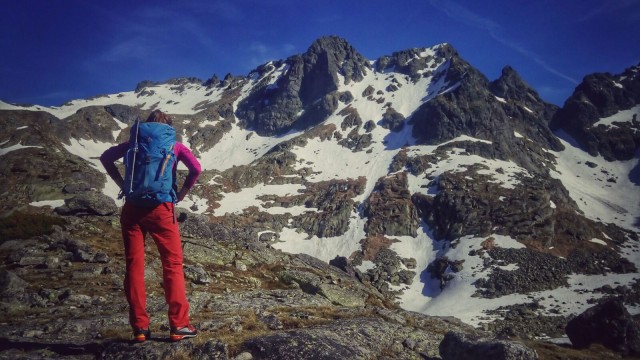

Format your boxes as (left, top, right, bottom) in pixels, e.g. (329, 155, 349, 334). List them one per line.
(122, 120, 177, 206)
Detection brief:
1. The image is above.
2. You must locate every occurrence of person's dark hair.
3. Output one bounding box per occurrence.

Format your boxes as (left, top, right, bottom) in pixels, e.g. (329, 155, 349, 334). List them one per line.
(146, 110, 173, 126)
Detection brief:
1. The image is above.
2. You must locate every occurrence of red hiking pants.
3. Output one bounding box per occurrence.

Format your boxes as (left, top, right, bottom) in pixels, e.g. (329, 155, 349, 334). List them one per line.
(121, 201, 190, 330)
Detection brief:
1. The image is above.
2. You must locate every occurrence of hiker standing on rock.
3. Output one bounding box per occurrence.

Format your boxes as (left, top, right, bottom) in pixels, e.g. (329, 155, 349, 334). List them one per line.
(100, 110, 202, 342)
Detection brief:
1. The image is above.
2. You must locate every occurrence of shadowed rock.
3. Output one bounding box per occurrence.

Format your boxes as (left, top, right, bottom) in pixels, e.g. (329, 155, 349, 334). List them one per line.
(439, 331, 538, 360)
(55, 192, 117, 216)
(566, 298, 640, 355)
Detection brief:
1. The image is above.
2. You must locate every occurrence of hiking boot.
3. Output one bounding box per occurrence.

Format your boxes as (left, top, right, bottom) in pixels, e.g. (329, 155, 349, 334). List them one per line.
(170, 325, 197, 341)
(133, 328, 151, 342)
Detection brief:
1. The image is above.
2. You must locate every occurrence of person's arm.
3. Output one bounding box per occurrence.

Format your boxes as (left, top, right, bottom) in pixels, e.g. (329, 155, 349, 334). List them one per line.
(99, 142, 128, 190)
(175, 142, 202, 202)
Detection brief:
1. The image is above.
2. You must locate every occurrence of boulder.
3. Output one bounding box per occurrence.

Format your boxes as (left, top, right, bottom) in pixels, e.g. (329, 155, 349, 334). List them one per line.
(176, 208, 214, 239)
(0, 269, 29, 299)
(278, 269, 322, 293)
(317, 283, 366, 307)
(380, 107, 406, 132)
(244, 318, 404, 360)
(439, 331, 538, 360)
(62, 182, 91, 194)
(55, 192, 117, 216)
(565, 298, 640, 355)
(183, 264, 212, 285)
(329, 255, 360, 279)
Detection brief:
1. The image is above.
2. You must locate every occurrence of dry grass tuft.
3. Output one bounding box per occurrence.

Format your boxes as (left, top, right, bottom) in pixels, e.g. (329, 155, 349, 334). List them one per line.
(0, 211, 66, 240)
(99, 327, 130, 341)
(198, 310, 270, 355)
(527, 341, 632, 360)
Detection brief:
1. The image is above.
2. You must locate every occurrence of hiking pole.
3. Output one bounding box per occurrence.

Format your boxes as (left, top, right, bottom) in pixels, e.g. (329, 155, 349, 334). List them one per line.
(128, 117, 141, 195)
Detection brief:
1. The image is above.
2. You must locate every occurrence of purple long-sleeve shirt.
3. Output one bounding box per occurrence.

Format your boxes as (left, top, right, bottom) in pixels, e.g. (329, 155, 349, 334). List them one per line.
(100, 141, 202, 191)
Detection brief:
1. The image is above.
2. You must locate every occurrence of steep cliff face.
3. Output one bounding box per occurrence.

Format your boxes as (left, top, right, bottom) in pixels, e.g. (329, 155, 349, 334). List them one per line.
(489, 66, 561, 143)
(236, 36, 370, 136)
(550, 64, 640, 161)
(409, 54, 563, 175)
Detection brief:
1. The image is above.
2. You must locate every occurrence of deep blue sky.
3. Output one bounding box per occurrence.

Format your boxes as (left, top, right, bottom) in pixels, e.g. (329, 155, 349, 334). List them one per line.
(2, 0, 639, 107)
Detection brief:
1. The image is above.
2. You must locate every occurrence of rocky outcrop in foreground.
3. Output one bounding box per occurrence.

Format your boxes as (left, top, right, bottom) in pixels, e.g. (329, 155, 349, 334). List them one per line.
(0, 205, 635, 359)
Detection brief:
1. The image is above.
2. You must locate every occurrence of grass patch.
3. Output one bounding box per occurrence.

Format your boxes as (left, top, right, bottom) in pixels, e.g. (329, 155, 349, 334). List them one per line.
(526, 340, 628, 360)
(0, 211, 66, 241)
(194, 310, 270, 356)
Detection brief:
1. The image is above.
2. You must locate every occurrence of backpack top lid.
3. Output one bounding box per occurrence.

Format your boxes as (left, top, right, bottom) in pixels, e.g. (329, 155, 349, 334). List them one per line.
(131, 121, 175, 147)
(123, 121, 177, 206)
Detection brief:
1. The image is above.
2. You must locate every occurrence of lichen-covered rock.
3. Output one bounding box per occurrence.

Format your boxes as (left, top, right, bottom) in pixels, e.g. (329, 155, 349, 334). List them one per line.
(439, 331, 538, 360)
(176, 208, 214, 239)
(0, 269, 28, 299)
(317, 283, 366, 307)
(244, 318, 404, 360)
(182, 237, 237, 265)
(102, 339, 229, 360)
(55, 192, 117, 216)
(184, 264, 212, 285)
(278, 269, 322, 293)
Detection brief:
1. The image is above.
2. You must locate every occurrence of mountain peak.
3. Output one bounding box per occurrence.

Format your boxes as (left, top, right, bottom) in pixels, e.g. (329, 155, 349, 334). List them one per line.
(303, 35, 370, 85)
(500, 65, 518, 77)
(307, 35, 355, 53)
(489, 65, 534, 99)
(235, 36, 368, 136)
(550, 63, 640, 160)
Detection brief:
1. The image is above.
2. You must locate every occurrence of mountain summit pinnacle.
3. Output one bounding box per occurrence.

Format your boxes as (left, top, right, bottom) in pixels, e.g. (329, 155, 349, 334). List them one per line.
(237, 36, 370, 136)
(304, 35, 369, 85)
(489, 66, 546, 106)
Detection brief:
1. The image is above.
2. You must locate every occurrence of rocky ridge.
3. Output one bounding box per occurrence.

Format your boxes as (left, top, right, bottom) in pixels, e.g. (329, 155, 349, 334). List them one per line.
(550, 64, 640, 161)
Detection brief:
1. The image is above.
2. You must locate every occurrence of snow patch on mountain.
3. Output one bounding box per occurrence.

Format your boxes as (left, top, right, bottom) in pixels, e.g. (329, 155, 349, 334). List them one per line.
(179, 193, 214, 215)
(0, 82, 225, 119)
(0, 142, 42, 156)
(592, 104, 640, 128)
(112, 116, 129, 140)
(199, 124, 302, 171)
(30, 199, 66, 208)
(550, 131, 640, 230)
(292, 136, 394, 200)
(216, 183, 312, 216)
(273, 216, 366, 263)
(406, 137, 531, 191)
(63, 138, 122, 201)
(254, 62, 290, 90)
(405, 234, 527, 325)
